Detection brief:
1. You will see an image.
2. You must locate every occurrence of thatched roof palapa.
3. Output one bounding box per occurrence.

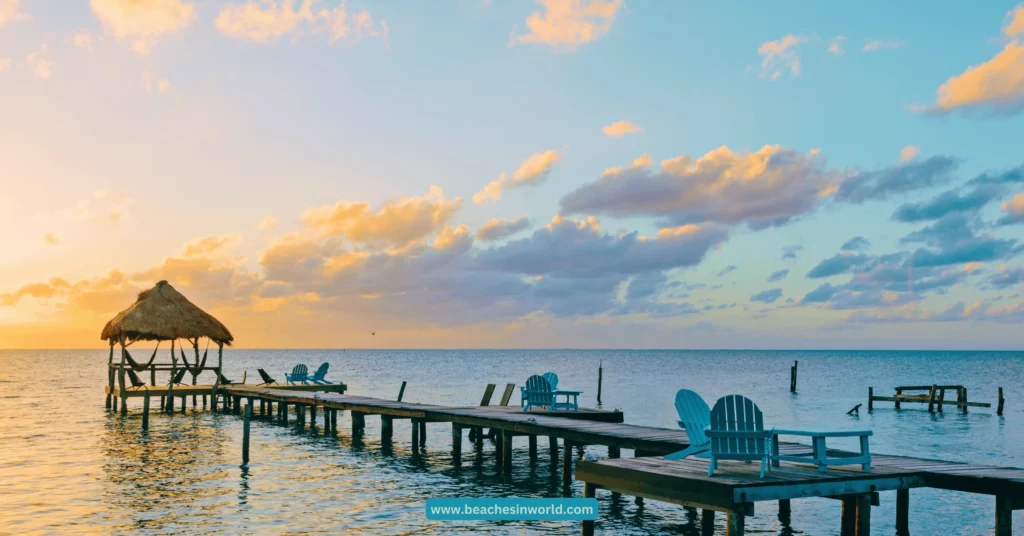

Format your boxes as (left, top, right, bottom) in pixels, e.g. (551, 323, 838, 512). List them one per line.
(101, 280, 234, 344)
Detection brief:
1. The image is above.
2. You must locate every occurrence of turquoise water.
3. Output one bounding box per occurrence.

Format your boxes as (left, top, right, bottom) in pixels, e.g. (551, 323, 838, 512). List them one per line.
(0, 349, 1021, 535)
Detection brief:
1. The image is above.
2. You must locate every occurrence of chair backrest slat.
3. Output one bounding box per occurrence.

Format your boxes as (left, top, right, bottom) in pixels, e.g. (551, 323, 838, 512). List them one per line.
(479, 384, 496, 406)
(310, 363, 329, 380)
(673, 389, 711, 446)
(525, 375, 554, 406)
(499, 383, 516, 406)
(541, 372, 559, 391)
(291, 364, 308, 376)
(710, 394, 765, 456)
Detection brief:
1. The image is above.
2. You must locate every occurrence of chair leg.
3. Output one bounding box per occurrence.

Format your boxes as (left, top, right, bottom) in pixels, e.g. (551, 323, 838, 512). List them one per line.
(708, 457, 717, 476)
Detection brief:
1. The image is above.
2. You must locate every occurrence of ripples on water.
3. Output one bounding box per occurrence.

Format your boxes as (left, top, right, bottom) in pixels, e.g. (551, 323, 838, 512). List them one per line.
(0, 349, 1022, 535)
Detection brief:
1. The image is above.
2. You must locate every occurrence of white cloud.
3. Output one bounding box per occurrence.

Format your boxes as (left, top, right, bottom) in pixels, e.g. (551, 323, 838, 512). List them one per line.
(758, 34, 805, 79)
(1002, 192, 1024, 220)
(26, 46, 54, 80)
(90, 0, 196, 55)
(602, 120, 643, 138)
(473, 150, 561, 205)
(918, 5, 1024, 114)
(0, 0, 30, 27)
(215, 0, 387, 44)
(827, 36, 846, 55)
(900, 145, 920, 162)
(477, 216, 531, 241)
(862, 39, 904, 52)
(70, 30, 96, 53)
(257, 216, 279, 230)
(512, 0, 622, 50)
(141, 70, 172, 95)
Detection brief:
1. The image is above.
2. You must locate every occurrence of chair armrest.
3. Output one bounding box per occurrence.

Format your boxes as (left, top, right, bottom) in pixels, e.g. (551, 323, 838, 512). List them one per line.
(706, 429, 774, 439)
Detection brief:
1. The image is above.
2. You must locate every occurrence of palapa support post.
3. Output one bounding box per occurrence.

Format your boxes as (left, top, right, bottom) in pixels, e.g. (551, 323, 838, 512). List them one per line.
(166, 339, 176, 414)
(242, 401, 252, 467)
(597, 360, 603, 405)
(790, 360, 798, 393)
(142, 390, 151, 430)
(106, 343, 114, 409)
(452, 423, 462, 464)
(118, 335, 128, 415)
(896, 489, 909, 536)
(212, 342, 224, 405)
(995, 494, 1012, 536)
(581, 483, 597, 536)
(998, 387, 1005, 416)
(701, 510, 715, 536)
(867, 387, 873, 412)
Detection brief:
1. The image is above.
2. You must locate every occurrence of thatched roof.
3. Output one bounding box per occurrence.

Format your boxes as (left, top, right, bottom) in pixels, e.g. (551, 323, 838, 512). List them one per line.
(101, 280, 234, 344)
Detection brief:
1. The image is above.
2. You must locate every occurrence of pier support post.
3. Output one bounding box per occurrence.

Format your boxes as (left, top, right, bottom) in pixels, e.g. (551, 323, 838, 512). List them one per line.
(352, 411, 365, 432)
(528, 435, 537, 460)
(581, 483, 597, 536)
(597, 361, 603, 405)
(607, 446, 621, 500)
(502, 430, 513, 473)
(142, 391, 151, 430)
(998, 387, 1005, 416)
(790, 360, 798, 393)
(562, 440, 574, 493)
(310, 405, 318, 429)
(701, 510, 715, 536)
(779, 499, 791, 519)
(927, 384, 937, 413)
(242, 401, 251, 466)
(867, 387, 873, 412)
(841, 497, 856, 536)
(330, 408, 337, 434)
(282, 402, 289, 424)
(962, 387, 969, 414)
(937, 388, 945, 412)
(420, 420, 427, 444)
(412, 418, 421, 452)
(550, 436, 558, 467)
(726, 509, 745, 536)
(895, 387, 902, 409)
(181, 395, 186, 414)
(995, 495, 1012, 536)
(855, 493, 871, 536)
(896, 489, 909, 536)
(452, 424, 462, 464)
(298, 405, 306, 428)
(381, 416, 393, 440)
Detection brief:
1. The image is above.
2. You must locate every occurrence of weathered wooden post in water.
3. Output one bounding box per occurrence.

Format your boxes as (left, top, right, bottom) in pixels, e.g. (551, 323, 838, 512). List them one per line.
(597, 360, 603, 405)
(868, 387, 873, 412)
(790, 360, 798, 393)
(397, 381, 407, 402)
(242, 401, 252, 466)
(998, 387, 1005, 416)
(142, 390, 151, 430)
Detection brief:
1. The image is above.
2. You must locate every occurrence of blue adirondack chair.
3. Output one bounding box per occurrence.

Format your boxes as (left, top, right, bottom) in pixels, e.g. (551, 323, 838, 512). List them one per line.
(542, 372, 559, 391)
(285, 364, 309, 384)
(706, 394, 774, 478)
(308, 362, 331, 384)
(521, 374, 555, 411)
(664, 389, 712, 460)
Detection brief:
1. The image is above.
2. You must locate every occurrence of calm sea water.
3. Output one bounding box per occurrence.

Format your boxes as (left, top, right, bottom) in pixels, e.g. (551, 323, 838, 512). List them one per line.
(0, 349, 1021, 535)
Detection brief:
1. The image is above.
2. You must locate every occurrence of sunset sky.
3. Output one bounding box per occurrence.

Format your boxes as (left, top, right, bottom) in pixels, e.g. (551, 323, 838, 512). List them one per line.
(2, 1, 1024, 349)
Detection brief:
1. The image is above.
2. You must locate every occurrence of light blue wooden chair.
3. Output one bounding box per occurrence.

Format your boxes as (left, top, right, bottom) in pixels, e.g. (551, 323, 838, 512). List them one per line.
(542, 372, 559, 391)
(285, 364, 309, 384)
(521, 375, 555, 411)
(706, 394, 774, 478)
(664, 389, 712, 460)
(308, 363, 330, 384)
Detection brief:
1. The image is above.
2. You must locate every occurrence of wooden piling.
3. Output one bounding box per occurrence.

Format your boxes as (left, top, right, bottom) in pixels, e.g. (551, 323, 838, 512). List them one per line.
(790, 360, 798, 393)
(582, 483, 597, 536)
(106, 343, 114, 409)
(282, 402, 288, 423)
(528, 435, 537, 459)
(562, 440, 574, 491)
(701, 510, 715, 536)
(142, 390, 151, 430)
(727, 509, 745, 536)
(608, 446, 621, 500)
(310, 405, 318, 428)
(841, 496, 856, 535)
(896, 489, 909, 535)
(420, 420, 427, 444)
(597, 360, 603, 405)
(927, 384, 937, 413)
(995, 495, 1012, 536)
(937, 388, 945, 412)
(779, 499, 791, 517)
(856, 493, 871, 536)
(452, 424, 462, 464)
(550, 436, 558, 467)
(381, 415, 393, 439)
(298, 405, 306, 428)
(397, 381, 407, 402)
(895, 387, 902, 409)
(502, 430, 513, 473)
(998, 387, 1005, 416)
(867, 387, 873, 412)
(180, 395, 186, 413)
(242, 401, 252, 466)
(330, 408, 337, 433)
(352, 411, 364, 431)
(412, 418, 420, 452)
(962, 387, 969, 414)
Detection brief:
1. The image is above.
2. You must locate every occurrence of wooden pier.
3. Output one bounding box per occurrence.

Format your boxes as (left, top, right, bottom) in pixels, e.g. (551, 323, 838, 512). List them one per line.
(868, 384, 1004, 414)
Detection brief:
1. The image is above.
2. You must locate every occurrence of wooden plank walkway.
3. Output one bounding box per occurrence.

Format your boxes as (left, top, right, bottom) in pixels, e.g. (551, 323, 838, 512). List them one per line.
(219, 388, 1024, 535)
(105, 382, 348, 398)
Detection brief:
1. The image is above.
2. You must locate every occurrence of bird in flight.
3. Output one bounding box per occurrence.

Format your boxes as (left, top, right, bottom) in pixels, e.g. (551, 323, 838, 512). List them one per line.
(371, 332, 376, 336)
